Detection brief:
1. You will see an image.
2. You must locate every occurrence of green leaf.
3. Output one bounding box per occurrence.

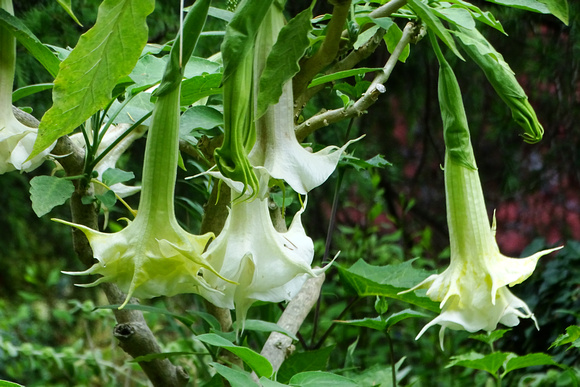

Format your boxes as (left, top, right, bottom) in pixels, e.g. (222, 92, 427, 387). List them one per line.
(431, 6, 475, 30)
(453, 25, 544, 143)
(102, 168, 135, 186)
(485, 0, 550, 14)
(335, 316, 388, 331)
(208, 6, 234, 22)
(338, 259, 440, 312)
(56, 0, 83, 26)
(180, 106, 224, 134)
(375, 296, 389, 315)
(184, 56, 222, 78)
(128, 54, 167, 91)
(196, 333, 273, 378)
(278, 346, 335, 384)
(186, 310, 222, 332)
(96, 189, 117, 208)
(446, 351, 509, 375)
(485, 0, 570, 25)
(32, 0, 154, 158)
(111, 92, 154, 126)
(354, 24, 379, 50)
(180, 73, 222, 105)
(259, 378, 287, 387)
(289, 371, 358, 387)
(538, 0, 569, 25)
(0, 381, 24, 387)
(30, 176, 75, 217)
(130, 351, 204, 363)
(0, 9, 61, 77)
(308, 67, 383, 89)
(232, 319, 298, 341)
(407, 0, 464, 60)
(469, 329, 511, 346)
(339, 154, 391, 171)
(257, 3, 313, 117)
(503, 353, 560, 375)
(221, 0, 275, 83)
(336, 309, 430, 331)
(549, 326, 580, 350)
(452, 0, 505, 33)
(12, 83, 53, 103)
(384, 23, 411, 63)
(210, 363, 259, 387)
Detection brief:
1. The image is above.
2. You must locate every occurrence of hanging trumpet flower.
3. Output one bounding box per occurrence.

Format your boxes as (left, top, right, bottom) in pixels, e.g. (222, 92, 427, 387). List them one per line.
(56, 0, 227, 308)
(401, 33, 562, 349)
(201, 170, 324, 325)
(250, 4, 359, 195)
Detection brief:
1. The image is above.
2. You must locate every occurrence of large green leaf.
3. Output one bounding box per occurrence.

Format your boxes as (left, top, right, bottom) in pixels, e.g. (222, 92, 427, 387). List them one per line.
(503, 353, 560, 375)
(232, 319, 298, 341)
(196, 333, 273, 378)
(210, 363, 259, 387)
(337, 259, 440, 312)
(0, 9, 60, 77)
(431, 6, 475, 30)
(180, 105, 223, 132)
(221, 0, 274, 83)
(289, 371, 358, 387)
(180, 73, 222, 105)
(446, 351, 509, 375)
(407, 0, 464, 60)
(29, 176, 75, 218)
(111, 92, 155, 126)
(486, 0, 569, 25)
(32, 0, 154, 158)
(256, 3, 313, 117)
(538, 0, 569, 25)
(487, 0, 569, 24)
(277, 346, 335, 384)
(452, 0, 505, 33)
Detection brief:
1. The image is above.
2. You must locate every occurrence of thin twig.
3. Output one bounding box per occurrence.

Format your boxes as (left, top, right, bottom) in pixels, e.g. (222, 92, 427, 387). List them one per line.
(295, 22, 418, 142)
(259, 274, 326, 372)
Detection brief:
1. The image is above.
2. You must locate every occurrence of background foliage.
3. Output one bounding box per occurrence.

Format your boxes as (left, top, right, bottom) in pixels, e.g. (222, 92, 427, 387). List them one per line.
(1, 0, 578, 386)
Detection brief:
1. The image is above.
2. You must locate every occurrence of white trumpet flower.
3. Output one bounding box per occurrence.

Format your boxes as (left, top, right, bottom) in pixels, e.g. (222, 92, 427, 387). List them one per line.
(0, 0, 52, 174)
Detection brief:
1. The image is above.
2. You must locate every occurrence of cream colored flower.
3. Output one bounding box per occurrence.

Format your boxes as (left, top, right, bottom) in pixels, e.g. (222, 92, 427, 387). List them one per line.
(58, 78, 226, 308)
(249, 80, 361, 195)
(0, 0, 52, 173)
(403, 152, 561, 349)
(404, 33, 563, 349)
(201, 171, 324, 324)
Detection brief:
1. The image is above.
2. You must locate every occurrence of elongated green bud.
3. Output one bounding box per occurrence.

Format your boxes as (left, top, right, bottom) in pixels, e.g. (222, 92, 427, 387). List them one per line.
(155, 0, 211, 96)
(429, 32, 476, 170)
(453, 25, 544, 144)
